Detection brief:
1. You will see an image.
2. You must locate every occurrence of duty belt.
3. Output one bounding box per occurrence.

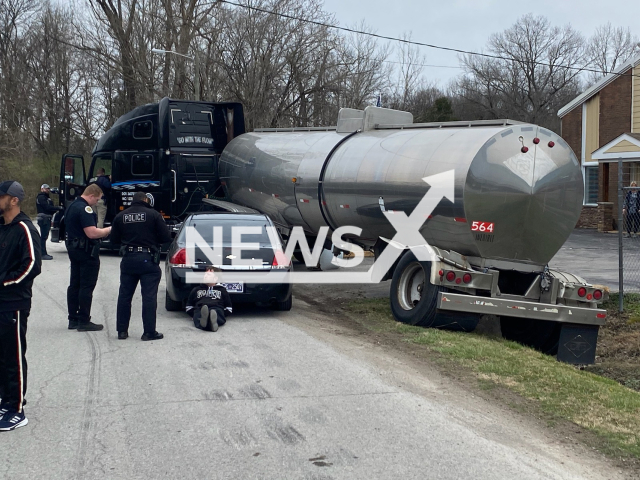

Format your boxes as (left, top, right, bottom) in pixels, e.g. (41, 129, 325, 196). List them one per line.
(126, 246, 153, 253)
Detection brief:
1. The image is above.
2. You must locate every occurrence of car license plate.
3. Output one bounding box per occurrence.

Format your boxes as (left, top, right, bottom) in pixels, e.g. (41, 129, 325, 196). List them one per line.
(221, 282, 244, 293)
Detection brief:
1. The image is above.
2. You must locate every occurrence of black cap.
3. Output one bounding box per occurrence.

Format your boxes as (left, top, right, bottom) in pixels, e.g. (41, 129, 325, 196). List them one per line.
(0, 181, 25, 201)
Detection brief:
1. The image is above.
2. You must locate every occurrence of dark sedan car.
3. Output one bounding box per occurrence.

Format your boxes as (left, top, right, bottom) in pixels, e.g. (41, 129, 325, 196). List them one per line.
(164, 212, 292, 312)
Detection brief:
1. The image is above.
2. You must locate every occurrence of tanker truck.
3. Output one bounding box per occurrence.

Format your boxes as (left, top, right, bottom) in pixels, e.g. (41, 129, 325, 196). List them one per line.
(219, 106, 607, 364)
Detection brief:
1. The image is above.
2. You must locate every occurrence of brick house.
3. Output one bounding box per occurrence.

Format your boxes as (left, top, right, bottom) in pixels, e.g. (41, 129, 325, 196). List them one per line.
(558, 53, 640, 230)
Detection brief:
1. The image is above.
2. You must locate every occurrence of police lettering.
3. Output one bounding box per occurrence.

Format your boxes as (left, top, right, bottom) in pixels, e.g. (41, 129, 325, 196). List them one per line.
(123, 213, 146, 223)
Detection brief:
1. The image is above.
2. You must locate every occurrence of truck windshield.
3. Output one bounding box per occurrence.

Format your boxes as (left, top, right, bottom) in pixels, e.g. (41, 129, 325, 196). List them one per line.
(169, 102, 216, 148)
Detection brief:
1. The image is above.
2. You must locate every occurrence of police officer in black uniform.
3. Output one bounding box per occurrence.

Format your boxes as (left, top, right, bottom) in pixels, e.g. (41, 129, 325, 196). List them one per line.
(110, 191, 171, 341)
(64, 184, 112, 331)
(36, 184, 62, 260)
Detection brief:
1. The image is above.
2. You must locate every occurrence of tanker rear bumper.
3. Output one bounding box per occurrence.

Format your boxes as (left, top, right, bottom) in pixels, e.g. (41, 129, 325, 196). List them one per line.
(437, 292, 606, 326)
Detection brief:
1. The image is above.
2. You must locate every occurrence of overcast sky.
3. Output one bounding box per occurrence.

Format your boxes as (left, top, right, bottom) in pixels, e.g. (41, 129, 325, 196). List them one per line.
(320, 0, 640, 87)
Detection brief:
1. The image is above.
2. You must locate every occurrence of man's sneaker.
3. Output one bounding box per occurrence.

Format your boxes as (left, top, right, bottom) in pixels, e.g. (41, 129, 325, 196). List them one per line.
(209, 309, 219, 332)
(141, 331, 164, 341)
(118, 331, 128, 340)
(0, 411, 28, 431)
(77, 322, 104, 332)
(200, 305, 209, 329)
(42, 254, 53, 260)
(0, 405, 8, 417)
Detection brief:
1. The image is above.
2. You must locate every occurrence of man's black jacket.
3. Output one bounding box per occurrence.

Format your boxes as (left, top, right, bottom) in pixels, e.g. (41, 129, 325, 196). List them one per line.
(36, 192, 60, 215)
(0, 212, 42, 312)
(110, 200, 172, 248)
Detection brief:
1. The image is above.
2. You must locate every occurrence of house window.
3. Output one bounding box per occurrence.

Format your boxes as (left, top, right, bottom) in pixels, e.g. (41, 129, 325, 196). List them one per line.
(583, 164, 598, 205)
(630, 163, 640, 184)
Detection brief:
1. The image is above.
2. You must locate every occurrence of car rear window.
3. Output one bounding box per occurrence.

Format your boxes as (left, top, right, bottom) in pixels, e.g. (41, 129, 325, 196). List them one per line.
(179, 218, 275, 245)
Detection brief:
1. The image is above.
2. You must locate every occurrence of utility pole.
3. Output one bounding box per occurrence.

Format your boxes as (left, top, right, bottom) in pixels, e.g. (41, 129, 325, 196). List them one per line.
(194, 51, 200, 101)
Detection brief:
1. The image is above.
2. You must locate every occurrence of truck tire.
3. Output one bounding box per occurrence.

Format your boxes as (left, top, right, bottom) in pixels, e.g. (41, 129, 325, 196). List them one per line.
(500, 317, 561, 355)
(390, 251, 479, 331)
(274, 294, 293, 311)
(165, 289, 183, 311)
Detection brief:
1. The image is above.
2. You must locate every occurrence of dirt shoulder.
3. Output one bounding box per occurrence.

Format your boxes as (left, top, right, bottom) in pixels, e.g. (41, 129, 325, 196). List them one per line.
(288, 283, 640, 478)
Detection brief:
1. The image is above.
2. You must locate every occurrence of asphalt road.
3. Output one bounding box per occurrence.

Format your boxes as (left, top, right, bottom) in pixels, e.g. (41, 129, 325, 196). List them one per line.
(0, 235, 630, 479)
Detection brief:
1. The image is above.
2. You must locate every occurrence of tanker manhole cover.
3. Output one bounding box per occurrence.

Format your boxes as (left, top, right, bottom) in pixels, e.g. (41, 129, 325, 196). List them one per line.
(563, 335, 592, 358)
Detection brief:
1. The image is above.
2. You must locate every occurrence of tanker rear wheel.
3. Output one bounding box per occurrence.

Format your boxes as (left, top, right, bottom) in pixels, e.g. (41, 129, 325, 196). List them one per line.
(390, 252, 479, 331)
(500, 317, 561, 355)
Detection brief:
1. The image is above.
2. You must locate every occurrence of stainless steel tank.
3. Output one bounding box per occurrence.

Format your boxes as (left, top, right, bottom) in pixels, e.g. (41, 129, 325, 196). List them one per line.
(219, 108, 582, 267)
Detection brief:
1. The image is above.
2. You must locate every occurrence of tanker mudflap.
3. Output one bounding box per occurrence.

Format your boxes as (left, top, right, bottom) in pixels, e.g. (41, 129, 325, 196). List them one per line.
(437, 292, 606, 326)
(557, 324, 599, 364)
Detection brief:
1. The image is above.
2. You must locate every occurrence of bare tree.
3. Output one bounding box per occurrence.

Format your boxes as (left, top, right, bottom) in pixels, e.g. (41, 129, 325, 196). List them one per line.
(453, 14, 585, 131)
(586, 23, 640, 83)
(334, 23, 391, 112)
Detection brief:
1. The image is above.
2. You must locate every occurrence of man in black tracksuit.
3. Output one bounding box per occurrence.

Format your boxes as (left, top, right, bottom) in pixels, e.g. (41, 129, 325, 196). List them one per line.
(36, 184, 62, 260)
(0, 181, 41, 432)
(110, 191, 172, 341)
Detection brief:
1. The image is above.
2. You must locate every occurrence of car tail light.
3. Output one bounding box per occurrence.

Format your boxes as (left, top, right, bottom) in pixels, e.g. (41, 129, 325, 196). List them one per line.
(593, 289, 603, 300)
(445, 271, 456, 282)
(272, 250, 290, 269)
(170, 248, 187, 265)
(577, 287, 587, 297)
(462, 273, 472, 284)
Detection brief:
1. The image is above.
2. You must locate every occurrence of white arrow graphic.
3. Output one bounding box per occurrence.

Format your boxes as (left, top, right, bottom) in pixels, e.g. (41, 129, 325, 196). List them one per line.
(369, 170, 455, 282)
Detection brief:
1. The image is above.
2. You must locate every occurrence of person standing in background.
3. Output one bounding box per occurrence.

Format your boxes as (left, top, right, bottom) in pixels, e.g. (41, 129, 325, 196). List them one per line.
(623, 181, 640, 238)
(93, 168, 111, 229)
(0, 181, 41, 431)
(36, 184, 62, 260)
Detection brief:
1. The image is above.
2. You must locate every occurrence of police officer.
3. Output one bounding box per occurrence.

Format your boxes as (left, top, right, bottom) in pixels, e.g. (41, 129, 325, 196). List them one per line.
(110, 191, 171, 341)
(65, 184, 111, 331)
(36, 184, 62, 260)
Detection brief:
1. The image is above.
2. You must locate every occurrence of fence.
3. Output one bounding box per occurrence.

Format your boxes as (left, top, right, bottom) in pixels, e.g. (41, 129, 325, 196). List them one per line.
(618, 159, 640, 311)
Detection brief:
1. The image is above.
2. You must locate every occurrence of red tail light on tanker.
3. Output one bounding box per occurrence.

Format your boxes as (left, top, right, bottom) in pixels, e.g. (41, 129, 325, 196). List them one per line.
(593, 290, 603, 300)
(445, 271, 456, 282)
(577, 287, 587, 297)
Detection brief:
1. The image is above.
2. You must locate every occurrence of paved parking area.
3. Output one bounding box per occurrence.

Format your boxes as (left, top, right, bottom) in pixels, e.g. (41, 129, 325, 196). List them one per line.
(549, 228, 638, 292)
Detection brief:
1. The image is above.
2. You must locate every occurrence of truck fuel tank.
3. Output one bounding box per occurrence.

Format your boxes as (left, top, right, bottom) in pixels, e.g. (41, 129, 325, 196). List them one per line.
(219, 109, 582, 267)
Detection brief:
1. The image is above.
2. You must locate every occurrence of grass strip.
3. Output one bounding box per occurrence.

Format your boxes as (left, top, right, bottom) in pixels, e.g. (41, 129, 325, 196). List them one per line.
(346, 298, 640, 459)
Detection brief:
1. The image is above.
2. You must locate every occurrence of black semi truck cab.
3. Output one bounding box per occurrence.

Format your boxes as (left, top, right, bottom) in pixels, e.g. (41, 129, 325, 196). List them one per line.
(51, 97, 245, 246)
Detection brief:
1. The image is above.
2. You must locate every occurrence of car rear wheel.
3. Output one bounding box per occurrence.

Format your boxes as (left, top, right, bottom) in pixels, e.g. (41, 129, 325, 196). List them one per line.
(273, 295, 293, 311)
(165, 289, 183, 311)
